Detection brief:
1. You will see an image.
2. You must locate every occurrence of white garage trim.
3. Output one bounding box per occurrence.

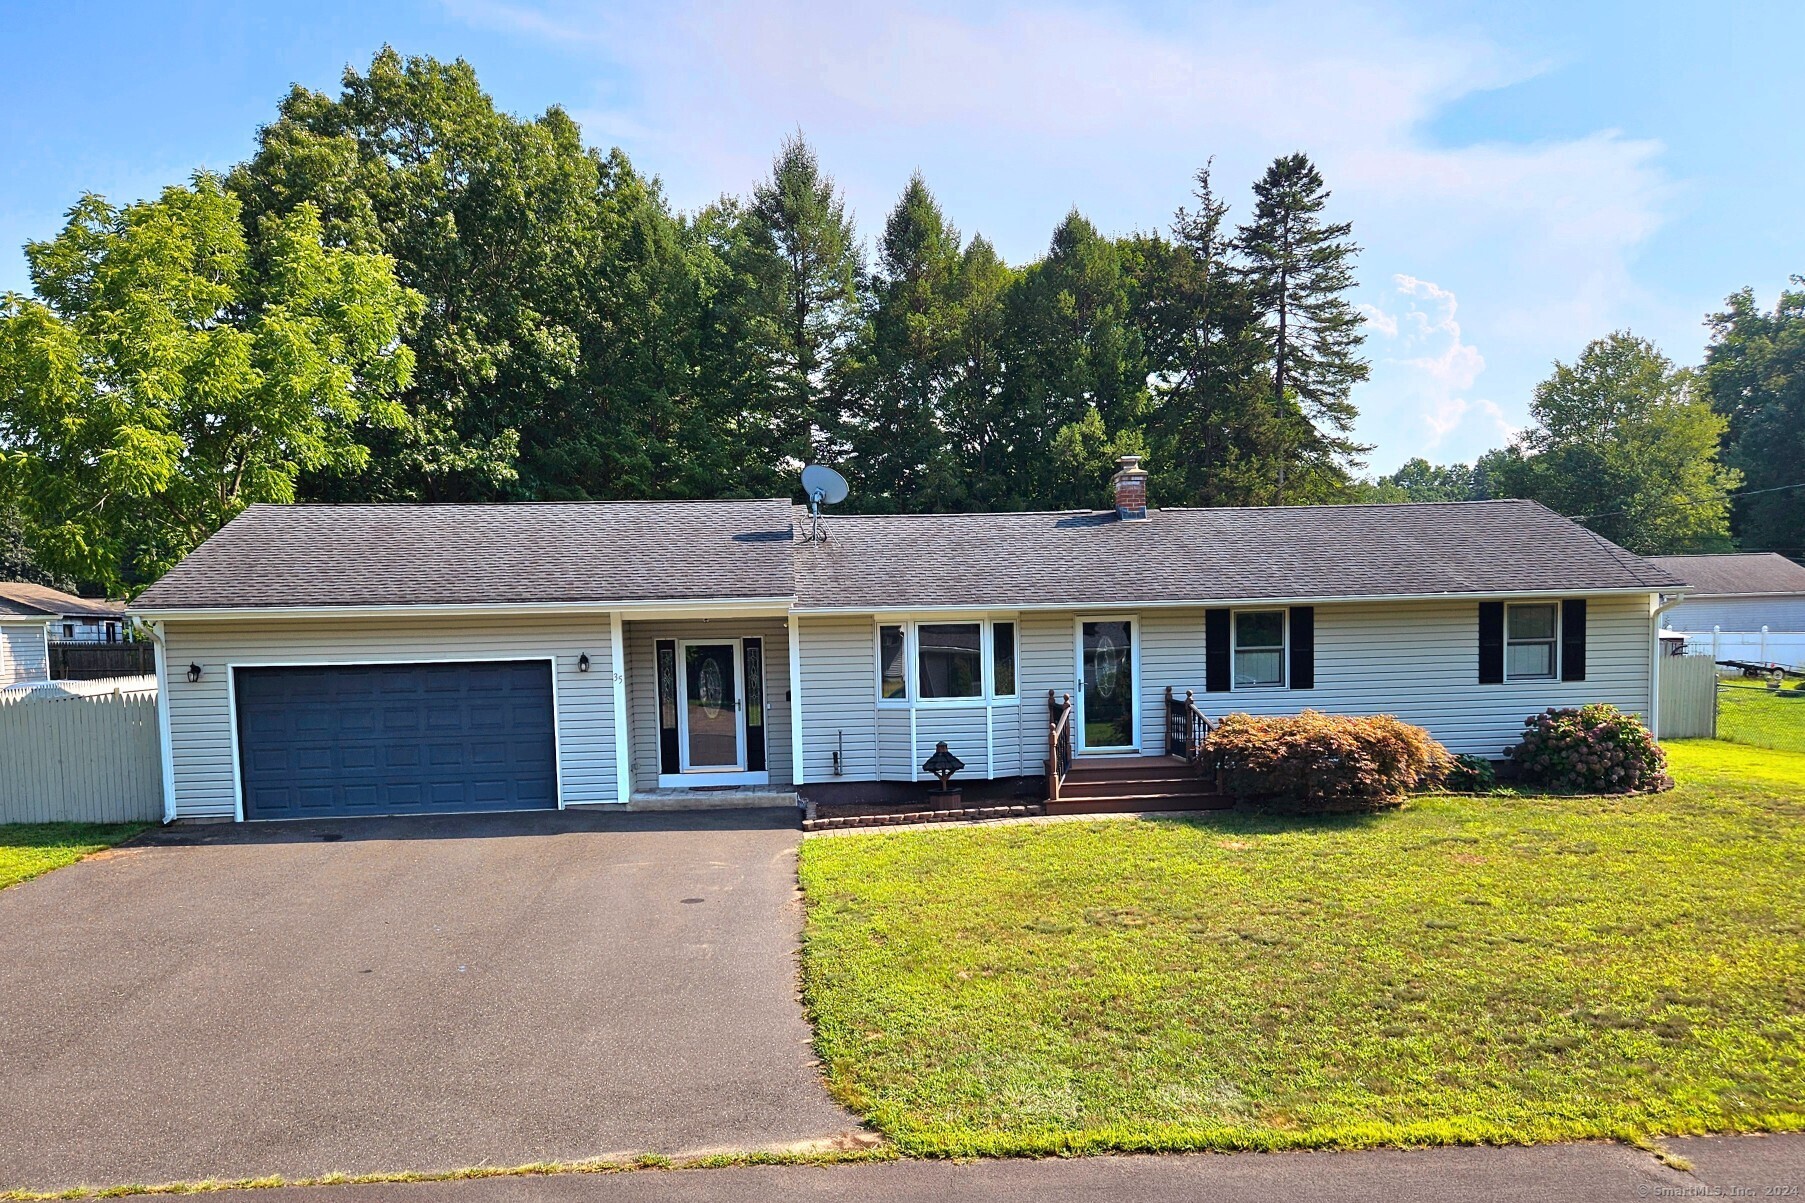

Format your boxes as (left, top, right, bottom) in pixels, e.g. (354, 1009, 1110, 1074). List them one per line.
(226, 655, 564, 821)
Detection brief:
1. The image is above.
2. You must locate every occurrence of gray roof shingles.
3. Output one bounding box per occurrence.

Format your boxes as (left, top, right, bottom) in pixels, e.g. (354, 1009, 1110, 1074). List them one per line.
(0, 582, 124, 619)
(130, 497, 1683, 612)
(792, 499, 1684, 609)
(1645, 553, 1805, 597)
(131, 500, 799, 610)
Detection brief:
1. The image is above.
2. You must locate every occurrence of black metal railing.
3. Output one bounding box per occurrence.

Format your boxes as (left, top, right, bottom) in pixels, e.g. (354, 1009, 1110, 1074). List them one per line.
(1164, 686, 1210, 764)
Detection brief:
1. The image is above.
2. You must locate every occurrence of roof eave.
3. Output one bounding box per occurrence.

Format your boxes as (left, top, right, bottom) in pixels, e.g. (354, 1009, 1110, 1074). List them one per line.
(129, 596, 799, 622)
(790, 584, 1681, 615)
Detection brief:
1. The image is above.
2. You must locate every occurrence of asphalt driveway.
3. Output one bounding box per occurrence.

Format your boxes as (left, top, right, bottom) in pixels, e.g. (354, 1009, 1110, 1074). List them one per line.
(0, 809, 858, 1192)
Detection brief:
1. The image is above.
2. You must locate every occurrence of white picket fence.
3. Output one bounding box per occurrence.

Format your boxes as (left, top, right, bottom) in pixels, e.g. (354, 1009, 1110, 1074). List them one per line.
(1668, 627, 1805, 672)
(0, 685, 163, 824)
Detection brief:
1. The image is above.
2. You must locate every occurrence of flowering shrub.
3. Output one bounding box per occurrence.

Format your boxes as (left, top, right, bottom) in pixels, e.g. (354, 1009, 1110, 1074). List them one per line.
(1504, 703, 1671, 793)
(1442, 753, 1498, 793)
(1209, 710, 1452, 808)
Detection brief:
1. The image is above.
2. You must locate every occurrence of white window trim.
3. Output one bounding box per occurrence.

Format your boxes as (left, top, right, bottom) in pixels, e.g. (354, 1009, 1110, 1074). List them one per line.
(1231, 607, 1288, 691)
(873, 614, 1020, 706)
(1504, 601, 1560, 682)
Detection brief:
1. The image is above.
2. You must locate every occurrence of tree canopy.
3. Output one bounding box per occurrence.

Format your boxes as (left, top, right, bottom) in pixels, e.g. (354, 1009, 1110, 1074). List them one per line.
(0, 174, 417, 593)
(2, 48, 1795, 593)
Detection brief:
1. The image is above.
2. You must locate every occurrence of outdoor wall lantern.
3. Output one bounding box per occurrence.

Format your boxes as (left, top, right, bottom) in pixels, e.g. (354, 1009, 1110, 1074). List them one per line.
(186, 662, 203, 682)
(577, 653, 591, 673)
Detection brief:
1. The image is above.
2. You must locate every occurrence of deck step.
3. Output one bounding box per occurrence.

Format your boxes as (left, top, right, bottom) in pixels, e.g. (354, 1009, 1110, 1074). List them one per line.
(1054, 776, 1212, 794)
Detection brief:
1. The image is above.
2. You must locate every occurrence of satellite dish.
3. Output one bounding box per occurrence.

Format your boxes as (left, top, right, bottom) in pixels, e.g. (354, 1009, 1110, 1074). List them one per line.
(801, 464, 849, 506)
(800, 464, 848, 543)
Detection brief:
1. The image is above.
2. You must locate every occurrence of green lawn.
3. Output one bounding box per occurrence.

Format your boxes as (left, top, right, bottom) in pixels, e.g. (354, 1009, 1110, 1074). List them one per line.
(0, 822, 146, 891)
(798, 741, 1805, 1156)
(1718, 677, 1805, 754)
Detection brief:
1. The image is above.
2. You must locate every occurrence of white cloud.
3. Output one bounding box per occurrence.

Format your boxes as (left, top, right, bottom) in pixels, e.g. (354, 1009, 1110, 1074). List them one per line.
(1360, 274, 1513, 462)
(441, 0, 1676, 469)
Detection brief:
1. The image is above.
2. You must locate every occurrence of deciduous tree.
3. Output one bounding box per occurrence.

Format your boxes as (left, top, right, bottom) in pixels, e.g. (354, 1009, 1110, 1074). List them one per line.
(0, 176, 417, 592)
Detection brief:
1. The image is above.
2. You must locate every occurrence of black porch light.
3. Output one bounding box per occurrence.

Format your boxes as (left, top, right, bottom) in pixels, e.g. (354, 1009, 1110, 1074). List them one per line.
(577, 653, 591, 673)
(185, 662, 203, 683)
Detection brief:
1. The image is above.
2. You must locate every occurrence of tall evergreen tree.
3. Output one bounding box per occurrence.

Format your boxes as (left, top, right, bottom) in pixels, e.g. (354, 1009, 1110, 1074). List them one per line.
(1702, 280, 1805, 553)
(1236, 152, 1369, 499)
(1135, 163, 1293, 506)
(742, 133, 863, 468)
(843, 174, 966, 510)
(995, 211, 1150, 510)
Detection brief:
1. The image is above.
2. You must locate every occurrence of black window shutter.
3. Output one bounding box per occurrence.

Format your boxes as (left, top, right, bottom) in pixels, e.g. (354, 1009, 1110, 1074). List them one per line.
(1478, 602, 1504, 684)
(1289, 606, 1315, 690)
(1205, 608, 1231, 693)
(1560, 599, 1587, 682)
(656, 639, 680, 774)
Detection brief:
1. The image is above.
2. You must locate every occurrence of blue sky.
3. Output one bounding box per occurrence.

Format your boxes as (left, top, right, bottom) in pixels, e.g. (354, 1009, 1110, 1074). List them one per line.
(3, 1, 1799, 474)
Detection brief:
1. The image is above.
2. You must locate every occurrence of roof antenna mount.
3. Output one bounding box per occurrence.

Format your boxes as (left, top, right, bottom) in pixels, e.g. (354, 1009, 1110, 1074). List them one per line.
(800, 464, 849, 543)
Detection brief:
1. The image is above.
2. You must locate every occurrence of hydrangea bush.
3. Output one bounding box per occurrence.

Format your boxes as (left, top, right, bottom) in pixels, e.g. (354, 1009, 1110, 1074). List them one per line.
(1504, 703, 1671, 794)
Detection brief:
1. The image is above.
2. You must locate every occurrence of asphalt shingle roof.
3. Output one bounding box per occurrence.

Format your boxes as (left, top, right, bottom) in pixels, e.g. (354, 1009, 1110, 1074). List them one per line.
(791, 500, 1684, 609)
(0, 582, 124, 619)
(131, 497, 1683, 612)
(131, 501, 799, 610)
(1645, 552, 1805, 597)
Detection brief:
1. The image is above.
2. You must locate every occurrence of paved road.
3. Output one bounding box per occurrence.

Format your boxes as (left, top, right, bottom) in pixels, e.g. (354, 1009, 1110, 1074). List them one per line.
(0, 809, 856, 1193)
(245, 1134, 1805, 1202)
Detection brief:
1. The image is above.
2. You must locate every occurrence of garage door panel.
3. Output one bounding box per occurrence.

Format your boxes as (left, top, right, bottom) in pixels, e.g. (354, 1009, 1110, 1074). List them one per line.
(235, 661, 558, 820)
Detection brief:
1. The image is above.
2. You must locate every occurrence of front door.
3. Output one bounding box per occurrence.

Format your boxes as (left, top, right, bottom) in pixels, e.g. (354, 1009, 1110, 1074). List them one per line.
(679, 641, 744, 772)
(1077, 618, 1137, 752)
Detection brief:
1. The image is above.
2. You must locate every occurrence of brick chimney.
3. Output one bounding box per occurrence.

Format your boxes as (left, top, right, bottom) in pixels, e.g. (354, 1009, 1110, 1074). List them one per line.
(1111, 454, 1149, 520)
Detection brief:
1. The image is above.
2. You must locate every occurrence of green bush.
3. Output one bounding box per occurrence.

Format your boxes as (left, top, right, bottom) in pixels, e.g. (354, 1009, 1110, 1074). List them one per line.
(1504, 703, 1671, 793)
(1209, 710, 1452, 809)
(1442, 753, 1498, 792)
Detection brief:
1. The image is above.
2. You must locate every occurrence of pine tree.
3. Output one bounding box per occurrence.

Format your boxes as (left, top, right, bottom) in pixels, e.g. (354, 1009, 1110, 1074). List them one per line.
(743, 132, 863, 467)
(1136, 163, 1290, 506)
(843, 174, 966, 510)
(1236, 153, 1370, 498)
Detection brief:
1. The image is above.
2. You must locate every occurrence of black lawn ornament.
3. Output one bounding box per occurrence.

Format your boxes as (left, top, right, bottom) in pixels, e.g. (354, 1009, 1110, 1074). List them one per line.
(922, 741, 965, 795)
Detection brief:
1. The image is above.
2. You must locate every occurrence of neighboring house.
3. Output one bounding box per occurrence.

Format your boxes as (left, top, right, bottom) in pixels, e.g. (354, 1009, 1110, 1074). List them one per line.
(0, 582, 128, 686)
(0, 582, 127, 644)
(1646, 553, 1805, 633)
(128, 459, 1686, 824)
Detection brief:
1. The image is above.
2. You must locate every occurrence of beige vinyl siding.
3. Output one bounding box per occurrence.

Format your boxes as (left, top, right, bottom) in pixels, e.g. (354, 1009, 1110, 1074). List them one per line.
(0, 621, 50, 686)
(1144, 595, 1654, 757)
(875, 708, 912, 778)
(802, 613, 1054, 783)
(794, 594, 1656, 781)
(160, 614, 617, 820)
(914, 707, 989, 780)
(798, 615, 878, 781)
(624, 618, 792, 789)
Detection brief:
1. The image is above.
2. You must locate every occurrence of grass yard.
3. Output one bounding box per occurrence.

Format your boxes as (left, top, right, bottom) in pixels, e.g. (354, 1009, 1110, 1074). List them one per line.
(0, 822, 146, 891)
(798, 740, 1805, 1157)
(1718, 676, 1805, 754)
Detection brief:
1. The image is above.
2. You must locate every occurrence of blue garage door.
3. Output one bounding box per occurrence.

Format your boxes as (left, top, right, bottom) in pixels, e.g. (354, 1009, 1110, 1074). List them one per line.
(235, 661, 558, 820)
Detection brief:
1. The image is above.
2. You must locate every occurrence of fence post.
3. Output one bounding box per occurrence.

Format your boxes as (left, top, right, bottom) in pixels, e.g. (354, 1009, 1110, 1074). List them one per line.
(1761, 626, 1769, 664)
